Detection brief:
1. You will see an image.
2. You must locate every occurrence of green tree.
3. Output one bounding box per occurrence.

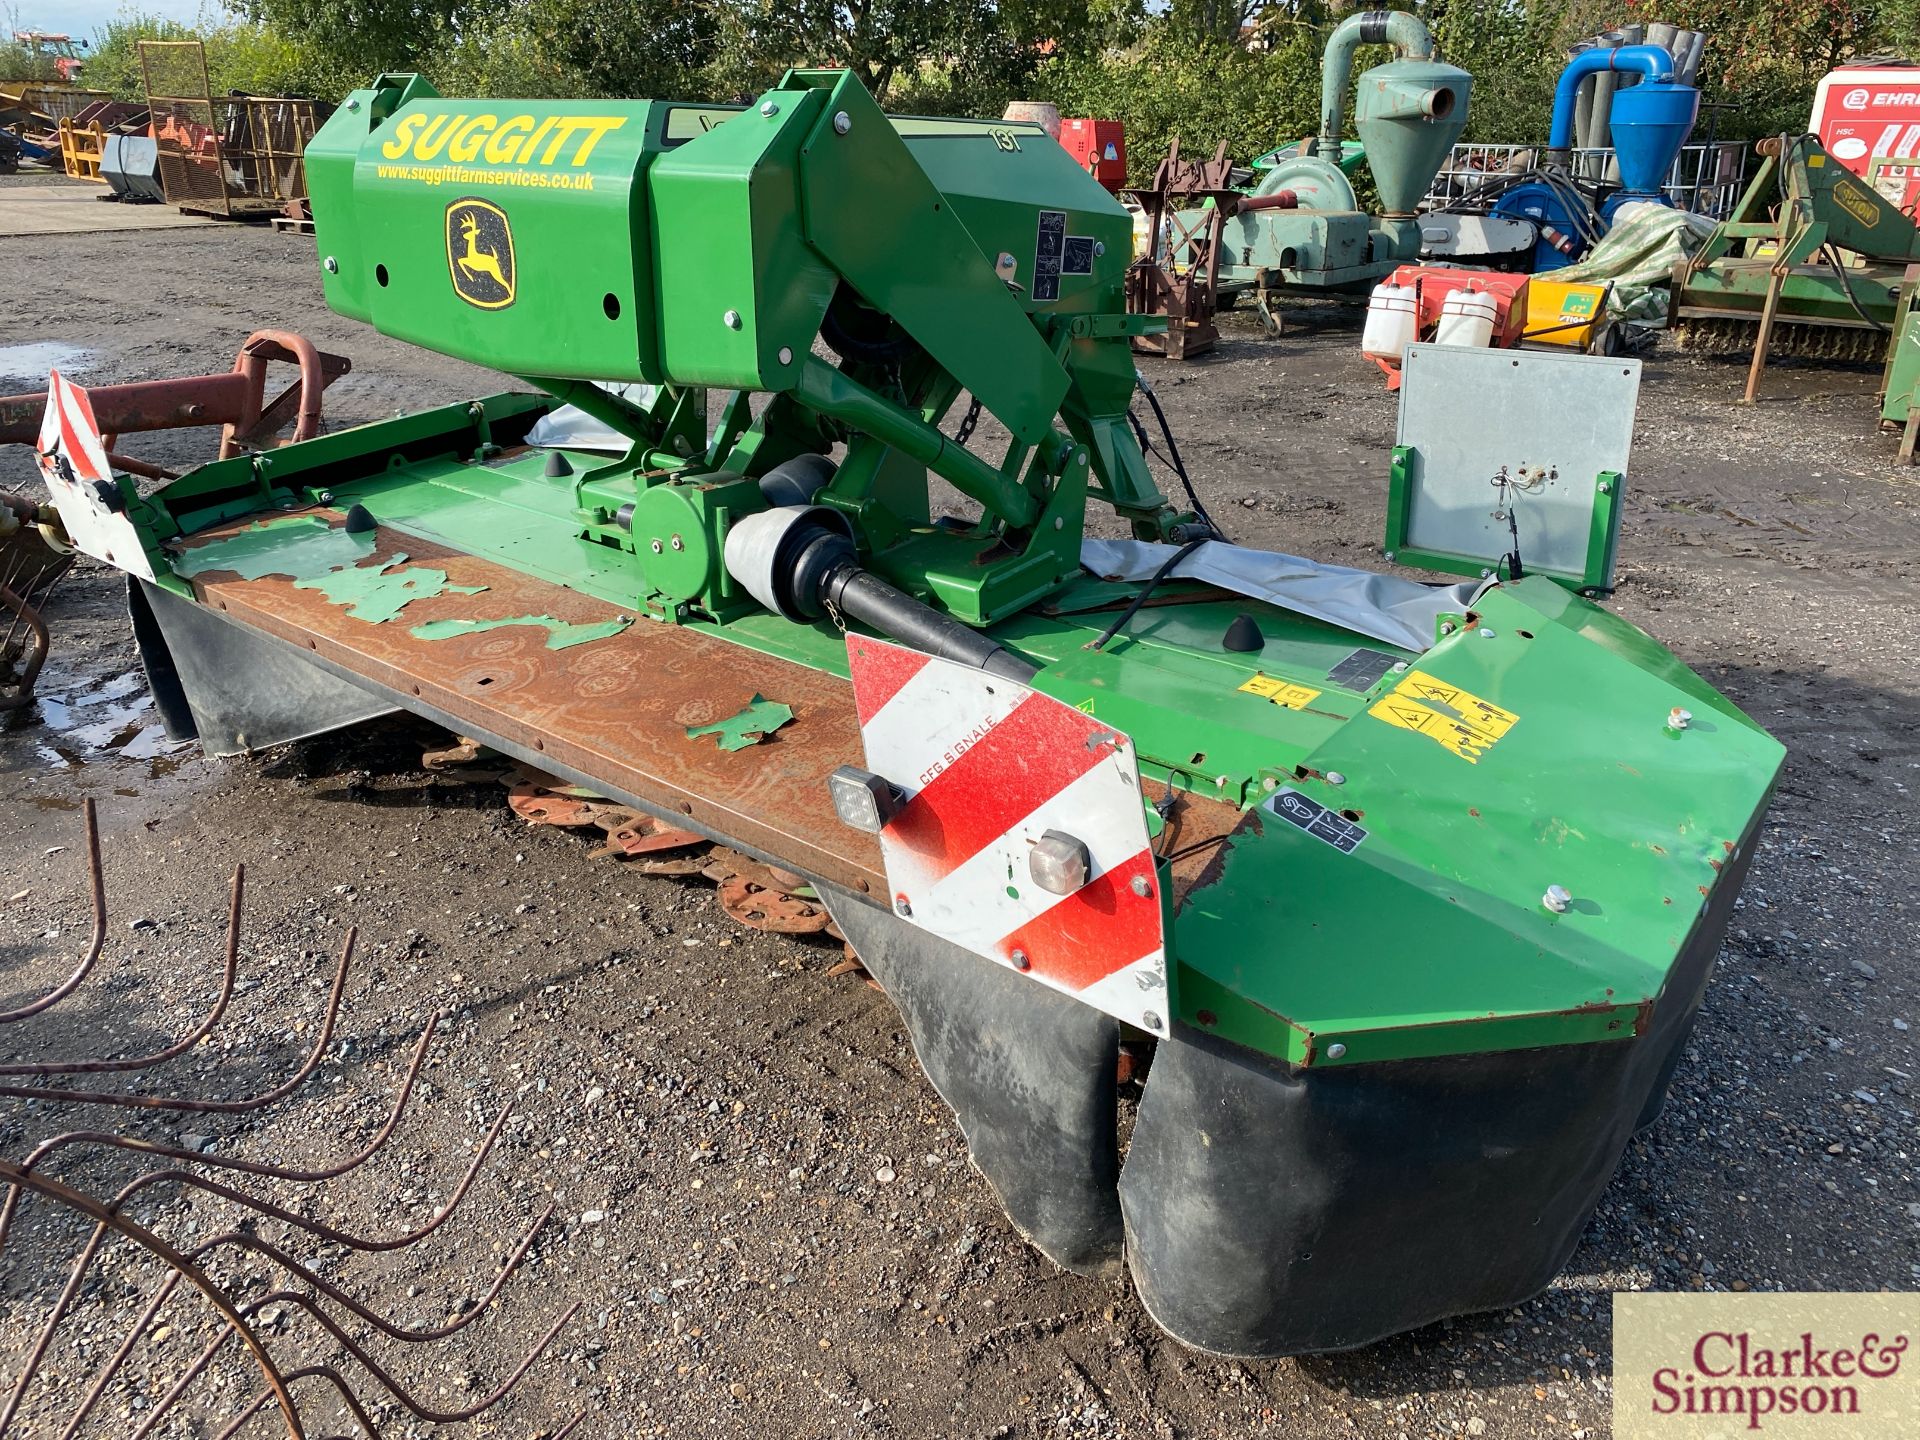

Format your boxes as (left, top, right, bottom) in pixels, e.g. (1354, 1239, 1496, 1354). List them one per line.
(713, 0, 1110, 106)
(1038, 21, 1326, 185)
(1429, 0, 1574, 142)
(238, 0, 462, 97)
(1611, 0, 1890, 137)
(438, 0, 719, 100)
(84, 12, 311, 101)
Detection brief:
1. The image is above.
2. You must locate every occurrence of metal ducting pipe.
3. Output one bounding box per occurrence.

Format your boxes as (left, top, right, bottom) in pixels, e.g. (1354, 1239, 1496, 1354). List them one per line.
(1676, 30, 1706, 88)
(1314, 9, 1436, 159)
(1549, 43, 1677, 166)
(1587, 32, 1625, 179)
(1570, 40, 1598, 150)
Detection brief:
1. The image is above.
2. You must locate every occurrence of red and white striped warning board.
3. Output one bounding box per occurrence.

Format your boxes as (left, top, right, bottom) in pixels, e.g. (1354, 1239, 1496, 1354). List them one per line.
(35, 368, 154, 581)
(846, 635, 1169, 1035)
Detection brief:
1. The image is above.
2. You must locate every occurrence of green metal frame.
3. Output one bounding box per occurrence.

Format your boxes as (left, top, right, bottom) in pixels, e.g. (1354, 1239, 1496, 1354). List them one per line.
(1879, 265, 1920, 462)
(1675, 134, 1920, 330)
(1384, 445, 1622, 594)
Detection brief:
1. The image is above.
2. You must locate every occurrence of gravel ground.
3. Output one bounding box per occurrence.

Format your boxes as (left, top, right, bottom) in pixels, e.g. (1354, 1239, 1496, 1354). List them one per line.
(0, 188, 1915, 1440)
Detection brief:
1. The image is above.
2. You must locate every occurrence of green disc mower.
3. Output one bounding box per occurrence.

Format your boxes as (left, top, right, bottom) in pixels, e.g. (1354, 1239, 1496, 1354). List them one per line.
(29, 68, 1781, 1357)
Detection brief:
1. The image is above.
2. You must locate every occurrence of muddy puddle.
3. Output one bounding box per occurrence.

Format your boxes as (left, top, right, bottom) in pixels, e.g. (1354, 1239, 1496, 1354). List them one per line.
(0, 342, 94, 385)
(7, 666, 190, 775)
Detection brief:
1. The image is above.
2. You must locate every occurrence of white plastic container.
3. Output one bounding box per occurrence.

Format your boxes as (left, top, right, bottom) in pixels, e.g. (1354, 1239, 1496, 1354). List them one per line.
(1435, 288, 1498, 348)
(1361, 281, 1418, 362)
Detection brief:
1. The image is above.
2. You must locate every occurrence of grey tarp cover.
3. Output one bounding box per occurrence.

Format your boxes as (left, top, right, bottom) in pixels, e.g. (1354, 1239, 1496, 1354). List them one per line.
(1553, 199, 1717, 325)
(1079, 538, 1479, 654)
(526, 382, 657, 451)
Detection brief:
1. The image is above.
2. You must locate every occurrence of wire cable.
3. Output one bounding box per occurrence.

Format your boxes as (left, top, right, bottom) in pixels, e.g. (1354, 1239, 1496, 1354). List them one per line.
(1132, 376, 1228, 540)
(1085, 536, 1209, 652)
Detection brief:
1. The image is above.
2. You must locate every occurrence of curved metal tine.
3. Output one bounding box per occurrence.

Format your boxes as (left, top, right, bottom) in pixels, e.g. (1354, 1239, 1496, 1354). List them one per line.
(3, 1102, 511, 1433)
(53, 1270, 183, 1440)
(211, 1366, 376, 1440)
(120, 1205, 558, 1440)
(552, 1410, 592, 1440)
(0, 1165, 302, 1440)
(0, 862, 243, 1077)
(0, 1015, 440, 1253)
(0, 556, 32, 657)
(122, 1097, 513, 1250)
(0, 798, 106, 1024)
(225, 1298, 583, 1432)
(59, 1109, 522, 1440)
(0, 924, 356, 1108)
(0, 584, 27, 667)
(228, 1202, 556, 1343)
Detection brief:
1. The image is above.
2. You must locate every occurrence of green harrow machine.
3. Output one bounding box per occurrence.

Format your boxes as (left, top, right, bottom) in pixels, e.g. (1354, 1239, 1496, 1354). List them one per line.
(1673, 133, 1920, 398)
(28, 68, 1781, 1357)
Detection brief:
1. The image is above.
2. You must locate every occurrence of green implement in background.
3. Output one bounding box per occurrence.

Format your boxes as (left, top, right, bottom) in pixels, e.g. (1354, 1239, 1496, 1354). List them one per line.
(1674, 132, 1920, 396)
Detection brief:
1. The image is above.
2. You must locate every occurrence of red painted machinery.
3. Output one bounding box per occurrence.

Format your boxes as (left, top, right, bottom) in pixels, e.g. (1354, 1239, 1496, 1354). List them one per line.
(1369, 265, 1529, 388)
(1061, 118, 1126, 191)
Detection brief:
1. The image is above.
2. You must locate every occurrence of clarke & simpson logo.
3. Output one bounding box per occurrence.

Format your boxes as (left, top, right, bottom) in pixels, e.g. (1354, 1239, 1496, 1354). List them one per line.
(1617, 1295, 1917, 1438)
(1651, 1329, 1907, 1428)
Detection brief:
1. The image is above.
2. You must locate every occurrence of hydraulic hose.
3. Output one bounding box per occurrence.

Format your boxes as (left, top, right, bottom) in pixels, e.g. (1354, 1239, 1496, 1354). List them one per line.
(722, 504, 1038, 681)
(1316, 10, 1436, 158)
(819, 563, 1039, 682)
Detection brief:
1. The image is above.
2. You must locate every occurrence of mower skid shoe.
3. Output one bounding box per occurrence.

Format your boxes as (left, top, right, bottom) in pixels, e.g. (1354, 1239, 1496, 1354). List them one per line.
(1120, 834, 1754, 1359)
(821, 886, 1126, 1276)
(131, 578, 397, 754)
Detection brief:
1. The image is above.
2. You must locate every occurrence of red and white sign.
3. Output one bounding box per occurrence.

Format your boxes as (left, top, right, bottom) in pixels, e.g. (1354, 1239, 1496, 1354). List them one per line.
(1811, 64, 1920, 212)
(846, 635, 1168, 1035)
(35, 368, 154, 580)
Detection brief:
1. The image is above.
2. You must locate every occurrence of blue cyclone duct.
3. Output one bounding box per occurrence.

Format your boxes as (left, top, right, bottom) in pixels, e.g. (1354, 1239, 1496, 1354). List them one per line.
(1607, 79, 1700, 197)
(1493, 43, 1699, 264)
(1547, 43, 1697, 203)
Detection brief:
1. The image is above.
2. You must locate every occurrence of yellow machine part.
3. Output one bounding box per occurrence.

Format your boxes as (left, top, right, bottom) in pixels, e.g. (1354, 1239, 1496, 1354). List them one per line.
(59, 118, 107, 182)
(1523, 280, 1609, 350)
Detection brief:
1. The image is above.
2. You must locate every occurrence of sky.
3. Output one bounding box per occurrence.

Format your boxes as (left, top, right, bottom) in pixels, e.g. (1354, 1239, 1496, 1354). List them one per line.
(10, 0, 206, 43)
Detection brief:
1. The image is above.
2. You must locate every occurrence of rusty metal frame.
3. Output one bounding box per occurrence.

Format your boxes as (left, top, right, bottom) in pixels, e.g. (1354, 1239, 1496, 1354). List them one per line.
(0, 329, 350, 457)
(1125, 139, 1240, 361)
(224, 96, 320, 205)
(147, 515, 1246, 916)
(137, 41, 318, 216)
(139, 39, 230, 218)
(0, 494, 71, 714)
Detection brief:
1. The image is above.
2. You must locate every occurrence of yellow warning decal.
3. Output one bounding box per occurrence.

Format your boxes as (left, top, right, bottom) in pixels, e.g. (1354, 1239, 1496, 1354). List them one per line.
(1394, 669, 1518, 738)
(1368, 669, 1520, 762)
(1239, 675, 1322, 710)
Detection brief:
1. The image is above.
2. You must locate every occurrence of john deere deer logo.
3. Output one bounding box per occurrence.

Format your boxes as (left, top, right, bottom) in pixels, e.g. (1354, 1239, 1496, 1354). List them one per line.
(445, 197, 515, 309)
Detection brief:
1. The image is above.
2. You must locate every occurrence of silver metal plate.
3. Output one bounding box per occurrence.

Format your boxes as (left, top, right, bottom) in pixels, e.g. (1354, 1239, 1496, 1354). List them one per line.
(1395, 344, 1640, 584)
